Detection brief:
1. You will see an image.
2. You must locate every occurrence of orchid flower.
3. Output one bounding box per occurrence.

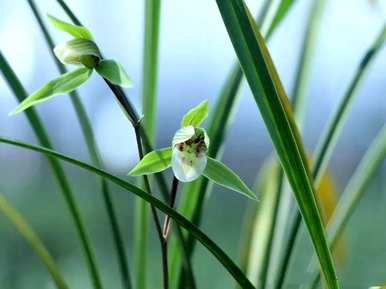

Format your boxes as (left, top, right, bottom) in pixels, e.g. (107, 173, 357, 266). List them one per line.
(129, 100, 256, 200)
(10, 15, 131, 115)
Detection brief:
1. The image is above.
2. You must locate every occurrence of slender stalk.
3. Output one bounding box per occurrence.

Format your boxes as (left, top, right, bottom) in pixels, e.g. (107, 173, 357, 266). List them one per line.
(108, 79, 168, 289)
(0, 51, 103, 289)
(163, 177, 179, 239)
(26, 1, 131, 288)
(274, 21, 386, 289)
(264, 1, 327, 288)
(0, 193, 69, 289)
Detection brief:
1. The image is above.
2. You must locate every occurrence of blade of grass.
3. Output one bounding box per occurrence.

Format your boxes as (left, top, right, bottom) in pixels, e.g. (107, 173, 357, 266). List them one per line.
(26, 2, 131, 288)
(0, 51, 103, 289)
(136, 1, 161, 288)
(273, 21, 386, 289)
(263, 1, 328, 288)
(0, 193, 69, 289)
(305, 125, 386, 289)
(171, 1, 298, 287)
(215, 1, 339, 289)
(0, 136, 257, 289)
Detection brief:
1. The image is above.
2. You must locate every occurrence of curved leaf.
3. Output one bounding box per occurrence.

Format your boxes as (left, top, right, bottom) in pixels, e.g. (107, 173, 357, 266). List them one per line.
(96, 59, 132, 87)
(203, 157, 256, 200)
(0, 193, 69, 289)
(215, 1, 339, 289)
(0, 136, 256, 289)
(10, 67, 92, 115)
(129, 147, 172, 176)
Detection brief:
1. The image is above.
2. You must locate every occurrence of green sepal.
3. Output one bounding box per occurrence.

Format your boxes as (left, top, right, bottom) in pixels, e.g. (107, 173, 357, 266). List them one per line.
(128, 147, 172, 176)
(9, 68, 92, 115)
(181, 100, 209, 128)
(48, 14, 93, 40)
(95, 59, 132, 87)
(203, 156, 256, 200)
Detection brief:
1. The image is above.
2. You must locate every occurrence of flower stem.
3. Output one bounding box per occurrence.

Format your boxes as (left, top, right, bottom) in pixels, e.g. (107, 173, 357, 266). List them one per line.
(163, 177, 179, 239)
(104, 78, 169, 289)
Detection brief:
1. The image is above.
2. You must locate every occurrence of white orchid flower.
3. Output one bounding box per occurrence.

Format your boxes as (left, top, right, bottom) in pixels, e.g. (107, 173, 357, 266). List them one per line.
(129, 100, 256, 199)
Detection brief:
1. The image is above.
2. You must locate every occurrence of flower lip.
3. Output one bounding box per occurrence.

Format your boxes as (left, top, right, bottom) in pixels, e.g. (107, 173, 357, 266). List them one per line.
(171, 126, 210, 182)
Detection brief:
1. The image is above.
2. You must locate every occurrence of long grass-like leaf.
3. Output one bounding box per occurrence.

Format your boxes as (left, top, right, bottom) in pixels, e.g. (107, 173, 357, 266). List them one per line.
(0, 136, 257, 289)
(264, 1, 328, 288)
(305, 125, 386, 289)
(0, 193, 69, 289)
(0, 51, 103, 289)
(215, 1, 339, 289)
(274, 21, 386, 289)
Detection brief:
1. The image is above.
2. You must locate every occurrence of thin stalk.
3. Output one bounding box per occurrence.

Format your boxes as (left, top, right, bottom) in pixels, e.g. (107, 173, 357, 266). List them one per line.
(109, 80, 168, 289)
(263, 1, 327, 288)
(0, 193, 69, 289)
(26, 1, 131, 288)
(274, 22, 386, 289)
(163, 177, 179, 239)
(0, 51, 103, 289)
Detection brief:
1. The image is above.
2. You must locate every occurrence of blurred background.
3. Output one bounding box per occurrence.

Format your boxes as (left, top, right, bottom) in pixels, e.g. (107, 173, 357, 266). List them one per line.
(0, 0, 385, 288)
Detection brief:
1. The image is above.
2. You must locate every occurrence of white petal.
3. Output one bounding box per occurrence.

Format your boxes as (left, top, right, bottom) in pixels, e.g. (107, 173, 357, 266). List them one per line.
(172, 125, 195, 147)
(171, 147, 207, 182)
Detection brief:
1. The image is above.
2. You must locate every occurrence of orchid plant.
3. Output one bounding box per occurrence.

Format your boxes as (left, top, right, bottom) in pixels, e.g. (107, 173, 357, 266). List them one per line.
(10, 15, 131, 115)
(128, 100, 256, 200)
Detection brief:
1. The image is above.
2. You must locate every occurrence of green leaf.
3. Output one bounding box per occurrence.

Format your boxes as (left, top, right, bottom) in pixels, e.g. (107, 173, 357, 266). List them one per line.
(0, 136, 256, 289)
(305, 125, 386, 289)
(95, 59, 132, 87)
(0, 193, 69, 289)
(203, 157, 256, 199)
(181, 100, 209, 128)
(48, 14, 93, 40)
(129, 147, 172, 176)
(9, 67, 92, 115)
(54, 39, 101, 68)
(215, 1, 339, 289)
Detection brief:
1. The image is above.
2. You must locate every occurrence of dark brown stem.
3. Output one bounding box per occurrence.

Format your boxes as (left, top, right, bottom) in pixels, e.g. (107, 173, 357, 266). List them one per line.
(163, 177, 179, 239)
(104, 78, 169, 289)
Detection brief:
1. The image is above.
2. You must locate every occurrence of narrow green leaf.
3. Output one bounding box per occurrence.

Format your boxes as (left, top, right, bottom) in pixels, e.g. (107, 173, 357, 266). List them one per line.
(203, 157, 256, 199)
(0, 137, 257, 289)
(277, 22, 386, 289)
(0, 51, 103, 289)
(96, 59, 132, 87)
(54, 39, 101, 68)
(48, 14, 93, 40)
(265, 0, 295, 38)
(305, 125, 386, 289)
(0, 193, 69, 289)
(128, 147, 172, 176)
(181, 100, 209, 128)
(9, 67, 92, 115)
(215, 1, 339, 289)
